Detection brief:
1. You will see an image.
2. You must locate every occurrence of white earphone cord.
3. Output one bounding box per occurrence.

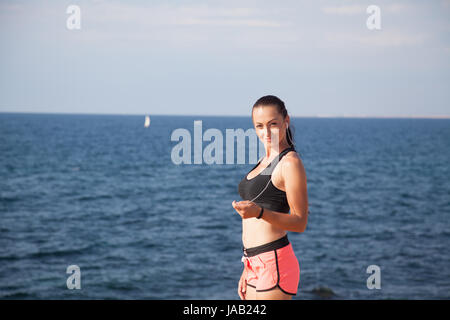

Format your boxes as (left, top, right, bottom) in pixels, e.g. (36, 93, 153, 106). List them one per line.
(249, 144, 293, 203)
(249, 178, 272, 203)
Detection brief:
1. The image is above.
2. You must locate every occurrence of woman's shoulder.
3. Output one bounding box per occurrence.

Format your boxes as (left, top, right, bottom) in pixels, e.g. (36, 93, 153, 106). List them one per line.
(281, 151, 305, 174)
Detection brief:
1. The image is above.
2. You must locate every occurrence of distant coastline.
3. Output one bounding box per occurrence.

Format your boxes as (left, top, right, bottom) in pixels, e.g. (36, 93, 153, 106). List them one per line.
(312, 114, 450, 119)
(1, 110, 450, 119)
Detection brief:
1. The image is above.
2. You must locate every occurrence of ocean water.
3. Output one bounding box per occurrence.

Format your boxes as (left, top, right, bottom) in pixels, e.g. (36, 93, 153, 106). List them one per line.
(1, 113, 449, 300)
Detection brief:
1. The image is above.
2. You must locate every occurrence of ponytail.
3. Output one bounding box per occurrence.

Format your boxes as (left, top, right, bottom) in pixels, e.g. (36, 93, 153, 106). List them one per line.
(286, 126, 295, 147)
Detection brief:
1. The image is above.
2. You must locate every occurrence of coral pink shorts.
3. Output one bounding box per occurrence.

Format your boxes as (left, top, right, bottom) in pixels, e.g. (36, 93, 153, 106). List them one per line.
(241, 235, 300, 295)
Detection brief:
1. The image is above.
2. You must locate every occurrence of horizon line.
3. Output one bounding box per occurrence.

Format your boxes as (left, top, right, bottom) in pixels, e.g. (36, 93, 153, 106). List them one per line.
(1, 110, 450, 119)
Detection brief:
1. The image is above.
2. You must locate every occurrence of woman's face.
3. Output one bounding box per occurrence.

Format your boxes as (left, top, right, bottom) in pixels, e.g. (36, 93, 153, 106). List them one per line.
(252, 105, 289, 148)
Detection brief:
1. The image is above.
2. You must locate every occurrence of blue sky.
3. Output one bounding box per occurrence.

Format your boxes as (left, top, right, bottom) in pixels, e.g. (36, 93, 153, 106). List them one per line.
(1, 0, 449, 117)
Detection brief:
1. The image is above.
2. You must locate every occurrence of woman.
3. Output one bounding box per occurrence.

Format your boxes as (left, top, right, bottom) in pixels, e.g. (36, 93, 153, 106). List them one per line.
(232, 95, 309, 300)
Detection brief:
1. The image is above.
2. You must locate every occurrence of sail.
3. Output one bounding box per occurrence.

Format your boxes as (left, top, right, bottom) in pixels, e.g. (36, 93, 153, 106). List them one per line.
(144, 115, 150, 127)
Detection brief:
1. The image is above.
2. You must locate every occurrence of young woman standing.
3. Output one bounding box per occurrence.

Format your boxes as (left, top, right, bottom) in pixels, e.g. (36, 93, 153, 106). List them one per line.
(232, 95, 309, 300)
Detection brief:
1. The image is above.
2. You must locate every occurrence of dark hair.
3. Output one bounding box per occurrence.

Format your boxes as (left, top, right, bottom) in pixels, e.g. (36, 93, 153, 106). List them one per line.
(252, 95, 295, 148)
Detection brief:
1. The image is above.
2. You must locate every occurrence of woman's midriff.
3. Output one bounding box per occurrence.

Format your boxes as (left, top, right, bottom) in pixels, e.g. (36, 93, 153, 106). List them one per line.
(242, 217, 287, 248)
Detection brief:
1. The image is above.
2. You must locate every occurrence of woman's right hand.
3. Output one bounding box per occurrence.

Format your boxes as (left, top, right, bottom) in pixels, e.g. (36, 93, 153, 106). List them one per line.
(238, 269, 247, 300)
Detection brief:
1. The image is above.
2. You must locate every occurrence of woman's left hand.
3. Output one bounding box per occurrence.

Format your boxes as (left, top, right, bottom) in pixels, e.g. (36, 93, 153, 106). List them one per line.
(232, 200, 261, 219)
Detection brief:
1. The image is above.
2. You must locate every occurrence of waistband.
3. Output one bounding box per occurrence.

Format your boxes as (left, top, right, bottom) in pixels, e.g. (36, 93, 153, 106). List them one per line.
(243, 235, 289, 257)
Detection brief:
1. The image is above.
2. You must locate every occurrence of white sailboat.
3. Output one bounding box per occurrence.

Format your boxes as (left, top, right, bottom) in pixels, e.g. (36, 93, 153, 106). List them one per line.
(144, 115, 151, 128)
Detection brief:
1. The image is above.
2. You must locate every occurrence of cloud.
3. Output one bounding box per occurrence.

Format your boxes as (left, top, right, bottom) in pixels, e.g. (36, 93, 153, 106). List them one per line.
(359, 32, 428, 47)
(174, 18, 281, 27)
(321, 3, 412, 15)
(60, 2, 291, 50)
(326, 31, 429, 47)
(384, 3, 410, 13)
(87, 2, 285, 27)
(322, 5, 366, 15)
(0, 1, 445, 57)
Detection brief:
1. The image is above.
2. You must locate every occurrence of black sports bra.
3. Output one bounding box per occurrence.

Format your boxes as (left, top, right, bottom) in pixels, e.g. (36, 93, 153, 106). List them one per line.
(238, 147, 296, 213)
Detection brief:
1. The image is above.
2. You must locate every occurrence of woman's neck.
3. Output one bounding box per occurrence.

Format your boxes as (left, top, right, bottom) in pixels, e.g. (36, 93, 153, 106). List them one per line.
(264, 141, 290, 162)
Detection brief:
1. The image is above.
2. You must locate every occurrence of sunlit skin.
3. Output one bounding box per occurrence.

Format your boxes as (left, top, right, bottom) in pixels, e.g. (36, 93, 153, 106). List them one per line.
(232, 105, 309, 300)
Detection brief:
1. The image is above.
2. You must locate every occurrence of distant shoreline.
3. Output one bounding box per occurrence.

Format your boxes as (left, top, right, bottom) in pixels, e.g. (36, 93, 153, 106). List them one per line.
(1, 111, 450, 120)
(313, 115, 450, 119)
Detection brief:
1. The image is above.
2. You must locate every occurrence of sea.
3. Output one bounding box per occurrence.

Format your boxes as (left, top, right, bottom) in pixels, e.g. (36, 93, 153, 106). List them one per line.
(1, 113, 449, 299)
